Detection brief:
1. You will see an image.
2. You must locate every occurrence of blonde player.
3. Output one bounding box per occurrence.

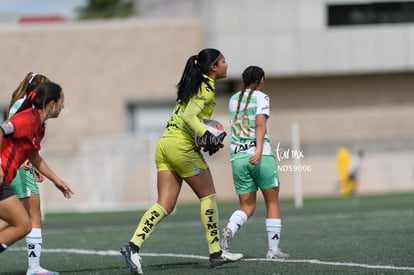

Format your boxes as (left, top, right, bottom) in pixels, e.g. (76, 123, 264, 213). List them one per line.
(6, 73, 64, 275)
(1, 82, 73, 265)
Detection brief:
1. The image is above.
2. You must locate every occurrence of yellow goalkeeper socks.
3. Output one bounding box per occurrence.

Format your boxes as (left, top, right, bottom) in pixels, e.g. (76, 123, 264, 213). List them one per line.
(130, 203, 168, 248)
(200, 194, 221, 254)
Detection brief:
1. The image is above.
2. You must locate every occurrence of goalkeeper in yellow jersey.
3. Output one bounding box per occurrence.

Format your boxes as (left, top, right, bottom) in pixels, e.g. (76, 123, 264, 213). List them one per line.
(120, 48, 243, 274)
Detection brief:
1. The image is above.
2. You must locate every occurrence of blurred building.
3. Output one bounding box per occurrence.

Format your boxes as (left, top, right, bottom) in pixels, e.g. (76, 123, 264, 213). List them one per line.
(0, 0, 413, 212)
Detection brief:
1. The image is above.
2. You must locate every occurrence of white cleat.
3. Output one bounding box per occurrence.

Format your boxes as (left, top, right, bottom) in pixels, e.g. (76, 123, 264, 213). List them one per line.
(266, 249, 290, 259)
(26, 266, 59, 275)
(120, 243, 143, 274)
(209, 250, 243, 268)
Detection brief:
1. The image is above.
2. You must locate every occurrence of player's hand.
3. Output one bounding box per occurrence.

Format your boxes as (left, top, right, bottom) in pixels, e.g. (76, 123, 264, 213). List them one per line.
(54, 180, 74, 199)
(203, 142, 224, 155)
(249, 152, 261, 165)
(202, 131, 226, 155)
(34, 168, 45, 183)
(22, 159, 31, 170)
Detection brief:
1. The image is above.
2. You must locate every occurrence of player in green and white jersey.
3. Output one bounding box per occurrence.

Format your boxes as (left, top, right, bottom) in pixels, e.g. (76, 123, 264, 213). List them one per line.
(5, 72, 64, 275)
(221, 66, 289, 259)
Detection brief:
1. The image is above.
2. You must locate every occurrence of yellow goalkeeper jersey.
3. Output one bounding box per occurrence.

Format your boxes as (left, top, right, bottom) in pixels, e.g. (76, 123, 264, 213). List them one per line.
(162, 74, 216, 141)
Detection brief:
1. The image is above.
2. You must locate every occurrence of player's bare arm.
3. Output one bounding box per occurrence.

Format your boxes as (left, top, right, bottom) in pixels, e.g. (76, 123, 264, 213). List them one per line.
(250, 114, 266, 165)
(29, 151, 74, 199)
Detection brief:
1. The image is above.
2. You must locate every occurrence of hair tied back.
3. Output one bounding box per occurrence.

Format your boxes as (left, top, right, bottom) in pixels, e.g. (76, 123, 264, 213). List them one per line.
(27, 90, 36, 101)
(29, 72, 37, 84)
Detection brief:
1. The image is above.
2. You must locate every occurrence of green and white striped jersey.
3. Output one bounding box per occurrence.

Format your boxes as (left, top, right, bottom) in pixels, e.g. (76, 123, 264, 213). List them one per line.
(8, 97, 25, 118)
(229, 89, 273, 159)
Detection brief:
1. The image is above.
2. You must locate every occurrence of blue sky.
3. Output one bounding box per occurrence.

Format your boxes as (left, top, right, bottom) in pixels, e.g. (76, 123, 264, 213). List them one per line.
(0, 0, 86, 19)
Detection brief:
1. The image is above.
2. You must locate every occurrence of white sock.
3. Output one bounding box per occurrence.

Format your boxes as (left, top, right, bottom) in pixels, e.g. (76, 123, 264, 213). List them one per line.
(26, 228, 42, 269)
(266, 219, 282, 252)
(226, 210, 248, 237)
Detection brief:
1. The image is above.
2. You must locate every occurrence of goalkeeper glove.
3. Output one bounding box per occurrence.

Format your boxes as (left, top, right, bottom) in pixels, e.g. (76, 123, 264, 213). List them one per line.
(197, 131, 227, 155)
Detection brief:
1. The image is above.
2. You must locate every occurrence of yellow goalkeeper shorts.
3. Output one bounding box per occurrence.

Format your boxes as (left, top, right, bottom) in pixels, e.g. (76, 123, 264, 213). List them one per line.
(154, 135, 208, 178)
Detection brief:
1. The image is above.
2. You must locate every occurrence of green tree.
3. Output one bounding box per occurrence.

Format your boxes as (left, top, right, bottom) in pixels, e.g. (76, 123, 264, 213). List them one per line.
(76, 0, 135, 20)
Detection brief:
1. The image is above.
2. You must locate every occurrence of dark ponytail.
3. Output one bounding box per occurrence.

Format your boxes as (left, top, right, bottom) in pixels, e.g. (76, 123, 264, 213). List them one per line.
(16, 82, 62, 114)
(176, 48, 221, 104)
(235, 66, 265, 118)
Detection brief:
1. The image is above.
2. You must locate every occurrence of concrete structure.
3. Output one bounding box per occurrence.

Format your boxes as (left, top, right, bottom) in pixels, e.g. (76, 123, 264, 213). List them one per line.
(137, 0, 414, 76)
(0, 0, 413, 212)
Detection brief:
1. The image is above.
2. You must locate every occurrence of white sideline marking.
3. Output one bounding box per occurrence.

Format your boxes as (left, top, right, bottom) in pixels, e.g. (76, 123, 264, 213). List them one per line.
(245, 258, 414, 271)
(9, 247, 414, 271)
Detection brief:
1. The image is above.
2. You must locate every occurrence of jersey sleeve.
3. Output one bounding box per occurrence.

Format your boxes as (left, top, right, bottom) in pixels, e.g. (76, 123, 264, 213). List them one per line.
(256, 92, 270, 117)
(182, 102, 206, 137)
(182, 87, 215, 137)
(9, 112, 34, 139)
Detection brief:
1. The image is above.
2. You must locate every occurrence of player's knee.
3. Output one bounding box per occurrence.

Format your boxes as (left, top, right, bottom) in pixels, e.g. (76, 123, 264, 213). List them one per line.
(18, 216, 32, 237)
(23, 222, 32, 236)
(157, 201, 175, 214)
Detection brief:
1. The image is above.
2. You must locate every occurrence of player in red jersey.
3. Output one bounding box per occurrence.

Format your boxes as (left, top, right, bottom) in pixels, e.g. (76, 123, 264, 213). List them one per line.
(0, 82, 73, 255)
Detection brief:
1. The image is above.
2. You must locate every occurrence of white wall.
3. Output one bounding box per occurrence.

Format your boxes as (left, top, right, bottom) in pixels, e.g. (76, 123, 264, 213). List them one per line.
(206, 0, 414, 77)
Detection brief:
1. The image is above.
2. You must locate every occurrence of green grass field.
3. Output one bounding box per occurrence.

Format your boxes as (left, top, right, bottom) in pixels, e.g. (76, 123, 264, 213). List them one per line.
(2, 193, 414, 274)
